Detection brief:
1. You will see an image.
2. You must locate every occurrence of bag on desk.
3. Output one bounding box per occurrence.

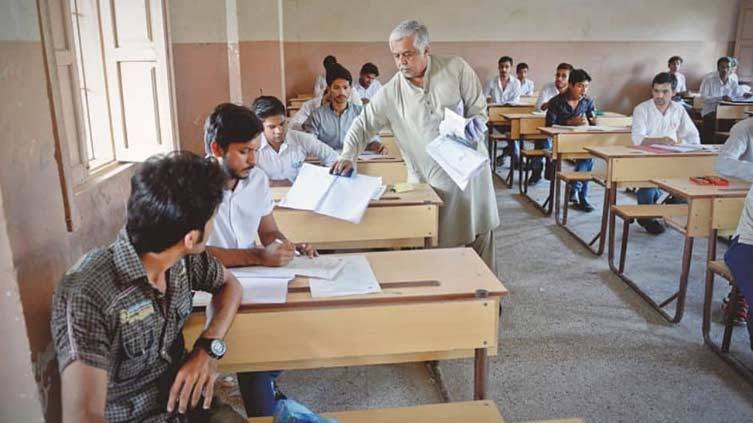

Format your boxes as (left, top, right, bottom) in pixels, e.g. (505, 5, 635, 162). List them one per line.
(273, 399, 338, 423)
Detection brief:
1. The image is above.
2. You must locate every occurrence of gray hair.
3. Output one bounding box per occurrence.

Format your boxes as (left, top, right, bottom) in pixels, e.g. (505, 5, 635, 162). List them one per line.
(389, 20, 430, 53)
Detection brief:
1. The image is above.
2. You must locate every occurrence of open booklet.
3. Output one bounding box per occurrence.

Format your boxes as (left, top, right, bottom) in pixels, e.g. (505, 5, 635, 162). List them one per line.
(279, 163, 383, 223)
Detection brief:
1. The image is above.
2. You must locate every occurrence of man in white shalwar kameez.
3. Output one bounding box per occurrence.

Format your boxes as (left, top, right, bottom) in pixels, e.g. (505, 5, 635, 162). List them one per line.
(331, 20, 500, 271)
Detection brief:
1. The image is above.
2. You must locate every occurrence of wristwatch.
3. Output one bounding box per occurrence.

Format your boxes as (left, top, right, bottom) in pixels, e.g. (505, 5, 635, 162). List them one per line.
(194, 337, 226, 360)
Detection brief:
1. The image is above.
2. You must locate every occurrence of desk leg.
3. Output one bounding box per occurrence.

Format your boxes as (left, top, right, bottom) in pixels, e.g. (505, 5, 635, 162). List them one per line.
(473, 347, 488, 400)
(553, 159, 563, 223)
(595, 183, 614, 255)
(666, 235, 694, 323)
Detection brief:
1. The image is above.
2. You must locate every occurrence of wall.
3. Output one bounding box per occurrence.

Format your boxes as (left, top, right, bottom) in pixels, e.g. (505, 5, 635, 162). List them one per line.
(0, 1, 132, 421)
(280, 0, 740, 114)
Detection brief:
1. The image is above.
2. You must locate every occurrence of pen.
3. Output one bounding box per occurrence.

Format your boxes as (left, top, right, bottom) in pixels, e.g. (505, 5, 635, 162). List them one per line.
(274, 238, 301, 256)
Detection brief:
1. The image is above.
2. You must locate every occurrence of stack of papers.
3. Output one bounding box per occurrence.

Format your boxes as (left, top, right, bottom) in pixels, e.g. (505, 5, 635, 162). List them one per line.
(279, 163, 382, 223)
(651, 144, 719, 153)
(426, 134, 489, 190)
(309, 255, 381, 298)
(551, 124, 619, 132)
(439, 107, 486, 146)
(232, 256, 349, 279)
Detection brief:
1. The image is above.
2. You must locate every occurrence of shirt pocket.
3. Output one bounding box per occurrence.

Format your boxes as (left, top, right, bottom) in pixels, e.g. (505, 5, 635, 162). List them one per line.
(115, 324, 156, 382)
(175, 293, 193, 329)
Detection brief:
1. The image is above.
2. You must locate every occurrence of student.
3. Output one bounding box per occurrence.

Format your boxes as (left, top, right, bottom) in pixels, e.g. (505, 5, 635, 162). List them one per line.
(51, 151, 247, 423)
(354, 62, 382, 104)
(516, 62, 534, 96)
(631, 72, 700, 234)
(536, 62, 573, 112)
(313, 55, 337, 98)
(288, 92, 326, 131)
(304, 63, 384, 152)
(485, 56, 522, 104)
(723, 184, 753, 345)
(252, 96, 338, 186)
(545, 68, 597, 212)
(716, 117, 753, 182)
(204, 103, 318, 417)
(699, 56, 751, 144)
(667, 56, 688, 99)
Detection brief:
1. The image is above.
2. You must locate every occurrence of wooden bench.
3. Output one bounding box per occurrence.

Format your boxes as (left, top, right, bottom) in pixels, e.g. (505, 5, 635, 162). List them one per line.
(519, 149, 553, 212)
(610, 204, 688, 275)
(555, 171, 595, 226)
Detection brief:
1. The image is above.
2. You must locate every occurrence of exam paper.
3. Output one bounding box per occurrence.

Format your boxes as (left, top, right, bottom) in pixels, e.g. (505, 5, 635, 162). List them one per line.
(192, 276, 291, 306)
(308, 255, 382, 298)
(651, 144, 719, 153)
(439, 107, 486, 144)
(231, 256, 348, 280)
(551, 125, 617, 132)
(426, 135, 489, 190)
(279, 163, 383, 223)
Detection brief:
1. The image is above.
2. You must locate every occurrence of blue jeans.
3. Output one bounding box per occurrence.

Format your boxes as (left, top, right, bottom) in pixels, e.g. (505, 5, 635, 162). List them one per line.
(529, 138, 552, 179)
(238, 371, 281, 417)
(571, 159, 594, 199)
(637, 188, 662, 205)
(724, 236, 753, 348)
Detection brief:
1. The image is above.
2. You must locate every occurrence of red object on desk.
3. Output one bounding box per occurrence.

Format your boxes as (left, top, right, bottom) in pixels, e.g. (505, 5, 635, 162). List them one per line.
(690, 176, 729, 186)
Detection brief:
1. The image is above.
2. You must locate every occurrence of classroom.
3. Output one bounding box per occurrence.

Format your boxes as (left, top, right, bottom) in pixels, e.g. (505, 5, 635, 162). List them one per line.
(2, 0, 753, 422)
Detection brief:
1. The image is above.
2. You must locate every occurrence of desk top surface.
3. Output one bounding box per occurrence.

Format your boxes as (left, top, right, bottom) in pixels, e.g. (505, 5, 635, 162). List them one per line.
(585, 145, 719, 159)
(539, 127, 631, 135)
(271, 182, 444, 206)
(650, 177, 751, 199)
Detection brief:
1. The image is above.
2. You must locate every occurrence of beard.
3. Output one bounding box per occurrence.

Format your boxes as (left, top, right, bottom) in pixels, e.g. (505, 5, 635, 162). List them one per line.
(223, 160, 252, 180)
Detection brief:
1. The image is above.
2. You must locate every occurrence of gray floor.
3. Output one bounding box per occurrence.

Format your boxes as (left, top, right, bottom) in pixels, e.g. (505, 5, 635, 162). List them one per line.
(224, 170, 753, 422)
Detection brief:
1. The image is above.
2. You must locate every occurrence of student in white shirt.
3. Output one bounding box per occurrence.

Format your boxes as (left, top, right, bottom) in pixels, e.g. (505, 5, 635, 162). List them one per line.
(723, 184, 753, 341)
(716, 117, 753, 182)
(485, 56, 522, 104)
(288, 94, 325, 131)
(516, 62, 534, 96)
(203, 103, 318, 417)
(252, 96, 338, 185)
(668, 56, 688, 98)
(631, 72, 700, 234)
(700, 56, 752, 143)
(354, 62, 382, 104)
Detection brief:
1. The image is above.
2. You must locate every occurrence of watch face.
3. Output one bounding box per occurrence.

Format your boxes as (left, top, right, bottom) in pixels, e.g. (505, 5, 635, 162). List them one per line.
(210, 339, 226, 357)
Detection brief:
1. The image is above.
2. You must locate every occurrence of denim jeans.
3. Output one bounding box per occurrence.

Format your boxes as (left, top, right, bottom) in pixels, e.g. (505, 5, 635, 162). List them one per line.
(529, 138, 552, 179)
(724, 236, 753, 348)
(238, 371, 282, 417)
(571, 159, 594, 200)
(637, 188, 662, 205)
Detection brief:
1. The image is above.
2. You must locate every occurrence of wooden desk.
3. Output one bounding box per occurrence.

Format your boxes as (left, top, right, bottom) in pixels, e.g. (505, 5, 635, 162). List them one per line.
(584, 146, 718, 321)
(357, 156, 407, 185)
(185, 248, 507, 400)
(519, 96, 537, 106)
(538, 128, 633, 254)
(287, 106, 300, 117)
(488, 104, 537, 124)
(487, 104, 537, 186)
(379, 135, 401, 159)
(637, 177, 750, 322)
(270, 183, 442, 249)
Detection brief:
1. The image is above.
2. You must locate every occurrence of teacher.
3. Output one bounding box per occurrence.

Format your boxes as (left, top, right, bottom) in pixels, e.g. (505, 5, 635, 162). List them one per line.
(332, 20, 500, 271)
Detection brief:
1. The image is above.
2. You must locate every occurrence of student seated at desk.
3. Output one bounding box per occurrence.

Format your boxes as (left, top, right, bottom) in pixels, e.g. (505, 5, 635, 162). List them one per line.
(51, 152, 247, 423)
(313, 55, 362, 107)
(516, 62, 534, 96)
(354, 62, 382, 104)
(631, 72, 700, 234)
(668, 56, 688, 100)
(528, 63, 573, 184)
(252, 96, 337, 186)
(546, 68, 597, 212)
(723, 185, 753, 346)
(699, 56, 751, 144)
(716, 117, 753, 182)
(304, 63, 385, 152)
(204, 103, 318, 417)
(485, 56, 522, 104)
(288, 92, 325, 131)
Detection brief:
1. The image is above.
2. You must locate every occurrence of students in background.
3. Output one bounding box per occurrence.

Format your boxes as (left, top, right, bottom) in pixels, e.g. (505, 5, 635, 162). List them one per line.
(354, 62, 382, 104)
(288, 93, 326, 131)
(716, 117, 753, 326)
(304, 63, 384, 152)
(723, 184, 753, 346)
(517, 62, 534, 96)
(631, 72, 700, 234)
(313, 55, 338, 98)
(536, 62, 573, 111)
(252, 96, 338, 186)
(485, 56, 522, 104)
(545, 69, 597, 212)
(699, 56, 751, 144)
(51, 151, 247, 423)
(668, 56, 688, 99)
(204, 103, 318, 417)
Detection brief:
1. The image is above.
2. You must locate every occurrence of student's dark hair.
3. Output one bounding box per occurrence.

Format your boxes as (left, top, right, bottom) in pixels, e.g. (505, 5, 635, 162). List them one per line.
(516, 62, 529, 72)
(326, 63, 353, 86)
(717, 56, 731, 67)
(126, 151, 225, 255)
(323, 55, 337, 70)
(498, 56, 513, 66)
(556, 62, 573, 72)
(252, 96, 286, 120)
(668, 56, 683, 65)
(568, 69, 592, 85)
(652, 72, 677, 90)
(203, 103, 264, 154)
(360, 62, 379, 76)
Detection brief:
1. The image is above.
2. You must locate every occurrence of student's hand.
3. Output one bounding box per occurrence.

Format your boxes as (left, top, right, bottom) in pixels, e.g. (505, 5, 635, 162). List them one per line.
(565, 116, 587, 126)
(366, 141, 388, 155)
(723, 95, 733, 102)
(361, 98, 370, 105)
(269, 179, 293, 187)
(261, 241, 295, 267)
(541, 103, 549, 111)
(330, 159, 354, 176)
(296, 243, 318, 258)
(744, 93, 753, 99)
(167, 348, 219, 414)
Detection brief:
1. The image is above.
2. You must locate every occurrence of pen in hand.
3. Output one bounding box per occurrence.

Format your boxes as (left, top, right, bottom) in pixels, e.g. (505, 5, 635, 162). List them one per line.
(274, 238, 301, 256)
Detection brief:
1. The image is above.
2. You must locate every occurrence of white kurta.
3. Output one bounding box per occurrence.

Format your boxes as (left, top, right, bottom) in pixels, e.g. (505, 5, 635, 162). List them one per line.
(630, 99, 700, 145)
(485, 75, 521, 104)
(699, 72, 745, 116)
(519, 78, 535, 96)
(256, 130, 338, 182)
(341, 55, 500, 247)
(535, 82, 561, 111)
(716, 117, 753, 182)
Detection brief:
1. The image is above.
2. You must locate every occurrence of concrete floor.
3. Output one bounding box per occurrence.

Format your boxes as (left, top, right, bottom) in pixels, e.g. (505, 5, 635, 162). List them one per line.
(221, 168, 753, 422)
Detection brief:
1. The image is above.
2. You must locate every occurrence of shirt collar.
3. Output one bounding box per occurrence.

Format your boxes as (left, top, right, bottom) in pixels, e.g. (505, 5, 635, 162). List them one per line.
(260, 133, 288, 153)
(113, 228, 148, 286)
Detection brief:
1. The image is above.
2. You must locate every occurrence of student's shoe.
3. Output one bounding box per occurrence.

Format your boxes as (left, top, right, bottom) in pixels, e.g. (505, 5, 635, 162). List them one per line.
(637, 218, 665, 235)
(568, 190, 579, 204)
(664, 195, 686, 205)
(528, 175, 541, 186)
(273, 381, 287, 401)
(721, 292, 749, 326)
(573, 199, 594, 213)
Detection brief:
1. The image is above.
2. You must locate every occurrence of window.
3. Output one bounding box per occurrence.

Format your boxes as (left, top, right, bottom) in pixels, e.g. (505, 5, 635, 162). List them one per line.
(38, 0, 178, 230)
